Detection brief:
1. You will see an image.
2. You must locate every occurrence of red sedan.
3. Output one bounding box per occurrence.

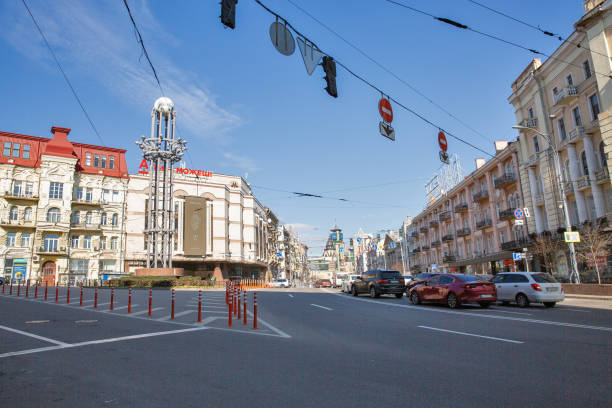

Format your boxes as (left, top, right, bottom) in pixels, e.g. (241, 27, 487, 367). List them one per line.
(409, 273, 496, 309)
(314, 279, 332, 288)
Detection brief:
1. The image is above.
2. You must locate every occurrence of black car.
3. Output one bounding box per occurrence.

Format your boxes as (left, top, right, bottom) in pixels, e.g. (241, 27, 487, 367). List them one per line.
(352, 269, 406, 298)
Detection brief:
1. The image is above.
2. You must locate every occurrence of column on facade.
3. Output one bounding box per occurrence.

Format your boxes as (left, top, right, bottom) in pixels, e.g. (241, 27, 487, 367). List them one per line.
(486, 172, 500, 250)
(567, 144, 589, 222)
(583, 135, 606, 218)
(527, 167, 545, 233)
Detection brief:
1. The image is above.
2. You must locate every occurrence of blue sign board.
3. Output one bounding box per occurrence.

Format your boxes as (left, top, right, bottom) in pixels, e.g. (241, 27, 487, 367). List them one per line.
(390, 242, 396, 248)
(339, 247, 344, 253)
(513, 252, 522, 261)
(372, 244, 376, 249)
(340, 233, 343, 240)
(356, 237, 361, 243)
(102, 274, 109, 281)
(514, 208, 523, 219)
(276, 252, 283, 258)
(12, 265, 27, 281)
(331, 233, 337, 240)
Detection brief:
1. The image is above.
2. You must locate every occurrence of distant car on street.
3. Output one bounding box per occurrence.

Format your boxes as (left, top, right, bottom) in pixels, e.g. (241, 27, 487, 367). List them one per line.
(274, 278, 290, 288)
(352, 269, 406, 298)
(409, 273, 497, 308)
(314, 279, 332, 288)
(342, 275, 361, 293)
(492, 272, 564, 308)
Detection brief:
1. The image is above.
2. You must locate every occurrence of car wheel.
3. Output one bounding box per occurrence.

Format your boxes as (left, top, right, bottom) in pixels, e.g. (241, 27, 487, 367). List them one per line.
(395, 293, 403, 299)
(447, 293, 459, 309)
(516, 293, 529, 308)
(543, 302, 556, 308)
(410, 291, 420, 305)
(369, 286, 377, 298)
(352, 286, 358, 297)
(478, 302, 491, 308)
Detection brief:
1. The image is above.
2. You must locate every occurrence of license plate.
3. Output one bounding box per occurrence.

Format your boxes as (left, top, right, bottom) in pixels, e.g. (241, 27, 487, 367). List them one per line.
(390, 280, 398, 283)
(480, 294, 492, 298)
(546, 287, 558, 292)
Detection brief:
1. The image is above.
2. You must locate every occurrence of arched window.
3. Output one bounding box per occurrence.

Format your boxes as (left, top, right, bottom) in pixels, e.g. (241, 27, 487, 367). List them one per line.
(9, 206, 18, 221)
(599, 141, 607, 169)
(24, 207, 32, 221)
(100, 212, 107, 225)
(85, 211, 92, 224)
(581, 151, 589, 176)
(46, 208, 61, 223)
(111, 213, 118, 226)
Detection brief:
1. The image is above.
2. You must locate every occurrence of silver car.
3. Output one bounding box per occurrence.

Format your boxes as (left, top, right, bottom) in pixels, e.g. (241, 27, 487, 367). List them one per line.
(492, 272, 564, 308)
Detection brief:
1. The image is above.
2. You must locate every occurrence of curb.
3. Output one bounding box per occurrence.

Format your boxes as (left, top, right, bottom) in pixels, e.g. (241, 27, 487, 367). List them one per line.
(564, 294, 612, 301)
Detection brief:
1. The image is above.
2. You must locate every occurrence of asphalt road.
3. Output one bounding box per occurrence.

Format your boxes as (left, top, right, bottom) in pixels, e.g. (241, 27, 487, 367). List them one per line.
(1, 287, 610, 407)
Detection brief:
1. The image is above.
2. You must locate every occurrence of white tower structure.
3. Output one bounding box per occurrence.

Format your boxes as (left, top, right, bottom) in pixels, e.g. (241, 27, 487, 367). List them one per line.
(136, 97, 187, 269)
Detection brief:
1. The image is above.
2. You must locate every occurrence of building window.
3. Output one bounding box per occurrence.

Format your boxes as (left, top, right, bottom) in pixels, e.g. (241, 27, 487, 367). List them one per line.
(111, 213, 118, 226)
(101, 155, 107, 169)
(85, 153, 92, 166)
(46, 208, 61, 223)
(3, 142, 11, 156)
(100, 236, 106, 250)
(558, 118, 567, 141)
(24, 207, 32, 221)
(13, 181, 22, 196)
(499, 231, 505, 245)
(12, 143, 20, 157)
(112, 190, 119, 202)
(21, 233, 30, 247)
(583, 60, 592, 79)
(566, 74, 574, 86)
(84, 236, 91, 249)
(9, 206, 18, 221)
(581, 151, 589, 176)
(589, 93, 600, 120)
(533, 136, 540, 153)
(572, 106, 583, 127)
(71, 235, 79, 248)
(528, 107, 534, 118)
(101, 212, 107, 225)
(75, 187, 83, 201)
(69, 259, 88, 275)
(43, 234, 59, 252)
(6, 232, 16, 247)
(110, 237, 118, 250)
(22, 144, 30, 159)
(103, 189, 110, 203)
(85, 211, 92, 225)
(49, 182, 63, 199)
(94, 154, 100, 167)
(109, 156, 115, 169)
(600, 141, 607, 168)
(85, 188, 93, 202)
(71, 211, 80, 224)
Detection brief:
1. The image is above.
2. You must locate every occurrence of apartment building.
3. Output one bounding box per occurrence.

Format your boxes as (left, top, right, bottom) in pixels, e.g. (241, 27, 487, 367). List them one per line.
(0, 127, 129, 284)
(408, 142, 528, 275)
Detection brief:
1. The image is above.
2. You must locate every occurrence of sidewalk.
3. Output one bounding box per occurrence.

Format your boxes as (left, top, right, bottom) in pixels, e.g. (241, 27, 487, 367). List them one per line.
(561, 295, 612, 310)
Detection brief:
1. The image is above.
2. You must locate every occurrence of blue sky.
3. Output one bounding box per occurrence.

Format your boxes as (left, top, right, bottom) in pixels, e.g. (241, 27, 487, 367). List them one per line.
(0, 0, 586, 253)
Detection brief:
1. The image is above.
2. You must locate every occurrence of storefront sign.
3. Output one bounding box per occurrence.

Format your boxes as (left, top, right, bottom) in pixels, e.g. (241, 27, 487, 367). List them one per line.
(12, 258, 27, 281)
(138, 159, 212, 177)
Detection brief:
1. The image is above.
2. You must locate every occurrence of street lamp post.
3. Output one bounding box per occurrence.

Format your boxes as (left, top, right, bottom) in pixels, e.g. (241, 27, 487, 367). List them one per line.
(513, 125, 581, 283)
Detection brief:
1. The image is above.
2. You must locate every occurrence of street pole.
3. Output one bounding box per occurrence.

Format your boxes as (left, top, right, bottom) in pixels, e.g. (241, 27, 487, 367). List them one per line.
(513, 126, 580, 283)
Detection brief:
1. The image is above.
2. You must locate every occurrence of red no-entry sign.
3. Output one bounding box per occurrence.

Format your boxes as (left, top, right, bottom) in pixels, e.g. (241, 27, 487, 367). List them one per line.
(438, 131, 448, 152)
(378, 98, 393, 123)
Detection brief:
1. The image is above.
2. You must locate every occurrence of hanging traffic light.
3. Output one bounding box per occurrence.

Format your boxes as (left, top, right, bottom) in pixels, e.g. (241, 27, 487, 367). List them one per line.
(220, 0, 238, 29)
(322, 56, 338, 98)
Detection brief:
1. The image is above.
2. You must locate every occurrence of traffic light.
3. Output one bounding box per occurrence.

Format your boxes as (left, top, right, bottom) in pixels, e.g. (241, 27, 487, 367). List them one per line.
(220, 0, 238, 29)
(322, 56, 338, 98)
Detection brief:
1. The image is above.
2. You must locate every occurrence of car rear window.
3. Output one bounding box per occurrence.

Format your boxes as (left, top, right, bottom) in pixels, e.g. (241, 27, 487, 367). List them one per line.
(456, 275, 480, 282)
(532, 273, 558, 283)
(382, 272, 401, 279)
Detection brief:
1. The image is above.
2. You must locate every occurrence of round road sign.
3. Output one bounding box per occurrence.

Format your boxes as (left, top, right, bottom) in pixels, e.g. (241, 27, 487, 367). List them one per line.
(378, 98, 393, 123)
(514, 208, 523, 219)
(438, 131, 448, 152)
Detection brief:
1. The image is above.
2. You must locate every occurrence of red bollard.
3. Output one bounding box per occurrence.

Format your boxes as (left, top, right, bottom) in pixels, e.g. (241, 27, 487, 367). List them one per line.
(9, 281, 13, 295)
(128, 287, 132, 313)
(17, 281, 21, 297)
(55, 285, 59, 302)
(26, 280, 30, 297)
(234, 288, 238, 316)
(197, 290, 202, 323)
(44, 282, 48, 300)
(34, 282, 38, 299)
(243, 290, 247, 325)
(238, 290, 241, 320)
(110, 287, 114, 311)
(66, 283, 70, 304)
(171, 289, 175, 320)
(253, 292, 258, 330)
(79, 285, 83, 306)
(94, 287, 98, 308)
(225, 282, 228, 305)
(228, 293, 233, 327)
(148, 288, 152, 316)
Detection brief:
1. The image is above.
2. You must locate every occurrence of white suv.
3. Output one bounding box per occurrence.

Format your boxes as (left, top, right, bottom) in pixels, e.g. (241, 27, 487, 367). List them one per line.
(492, 272, 564, 308)
(275, 279, 290, 288)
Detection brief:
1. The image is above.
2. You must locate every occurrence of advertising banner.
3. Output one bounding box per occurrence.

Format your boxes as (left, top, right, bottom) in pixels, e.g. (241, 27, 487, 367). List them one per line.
(12, 259, 27, 281)
(184, 196, 207, 256)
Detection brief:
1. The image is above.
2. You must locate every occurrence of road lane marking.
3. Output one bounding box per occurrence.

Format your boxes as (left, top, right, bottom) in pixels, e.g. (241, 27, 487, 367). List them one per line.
(157, 310, 195, 321)
(25, 320, 50, 324)
(131, 307, 163, 316)
(310, 304, 333, 311)
(335, 294, 612, 332)
(0, 324, 68, 346)
(561, 308, 591, 313)
(83, 302, 110, 309)
(418, 325, 524, 344)
(480, 309, 532, 316)
(288, 294, 294, 298)
(103, 305, 139, 312)
(75, 320, 98, 323)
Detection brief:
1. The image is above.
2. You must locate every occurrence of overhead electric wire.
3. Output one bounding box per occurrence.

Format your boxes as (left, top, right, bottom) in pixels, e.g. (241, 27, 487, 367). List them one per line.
(384, 0, 612, 79)
(253, 1, 496, 159)
(467, 0, 612, 60)
(285, 0, 494, 144)
(21, 0, 105, 146)
(122, 0, 165, 96)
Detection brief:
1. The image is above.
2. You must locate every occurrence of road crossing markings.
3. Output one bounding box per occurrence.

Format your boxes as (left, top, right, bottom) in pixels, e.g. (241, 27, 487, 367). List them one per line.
(131, 307, 163, 316)
(157, 310, 195, 321)
(310, 304, 333, 311)
(0, 324, 68, 346)
(418, 325, 524, 344)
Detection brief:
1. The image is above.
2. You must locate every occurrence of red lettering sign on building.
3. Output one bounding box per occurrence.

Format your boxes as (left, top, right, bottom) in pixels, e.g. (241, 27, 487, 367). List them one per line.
(137, 160, 211, 178)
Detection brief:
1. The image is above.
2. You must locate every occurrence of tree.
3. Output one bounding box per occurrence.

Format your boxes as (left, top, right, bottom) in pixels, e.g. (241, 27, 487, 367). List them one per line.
(529, 233, 564, 274)
(576, 223, 612, 284)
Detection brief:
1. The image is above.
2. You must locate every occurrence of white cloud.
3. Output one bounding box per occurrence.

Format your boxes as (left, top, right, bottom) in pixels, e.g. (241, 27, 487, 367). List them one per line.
(0, 0, 241, 138)
(222, 152, 260, 173)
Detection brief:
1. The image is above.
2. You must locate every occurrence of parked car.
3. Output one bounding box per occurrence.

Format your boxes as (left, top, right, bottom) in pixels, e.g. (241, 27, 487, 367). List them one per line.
(352, 270, 406, 298)
(406, 272, 439, 291)
(342, 275, 361, 293)
(492, 272, 564, 308)
(314, 279, 332, 288)
(409, 273, 497, 308)
(475, 274, 494, 282)
(274, 278, 290, 288)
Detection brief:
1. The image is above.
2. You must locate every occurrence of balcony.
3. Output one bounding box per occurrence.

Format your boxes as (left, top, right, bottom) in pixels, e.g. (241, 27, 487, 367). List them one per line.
(36, 246, 67, 255)
(454, 203, 468, 213)
(410, 231, 419, 238)
(501, 239, 530, 251)
(412, 248, 421, 253)
(0, 219, 37, 228)
(442, 234, 454, 242)
(595, 167, 610, 184)
(429, 220, 439, 228)
(70, 222, 102, 231)
(419, 226, 429, 233)
(534, 193, 545, 206)
(472, 190, 489, 202)
(439, 211, 451, 222)
(2, 191, 39, 202)
(443, 254, 456, 263)
(494, 173, 516, 189)
(476, 218, 492, 229)
(498, 208, 515, 221)
(71, 198, 101, 207)
(520, 118, 538, 128)
(456, 227, 470, 237)
(562, 180, 573, 194)
(568, 126, 586, 142)
(527, 152, 539, 167)
(576, 175, 590, 191)
(431, 240, 441, 247)
(553, 86, 578, 105)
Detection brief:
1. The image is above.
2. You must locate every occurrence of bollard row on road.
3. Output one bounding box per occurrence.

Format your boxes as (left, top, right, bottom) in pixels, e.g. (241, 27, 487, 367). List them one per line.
(225, 281, 258, 329)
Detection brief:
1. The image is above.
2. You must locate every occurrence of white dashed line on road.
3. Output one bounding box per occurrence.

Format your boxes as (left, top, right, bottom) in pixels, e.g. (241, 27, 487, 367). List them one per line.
(25, 320, 50, 324)
(288, 294, 294, 298)
(310, 304, 332, 311)
(418, 325, 524, 344)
